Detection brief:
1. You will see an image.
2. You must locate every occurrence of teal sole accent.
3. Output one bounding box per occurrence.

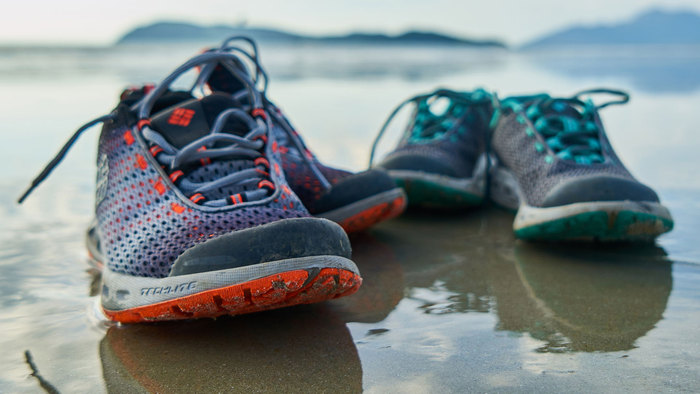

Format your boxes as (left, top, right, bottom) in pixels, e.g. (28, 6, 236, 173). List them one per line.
(515, 210, 674, 242)
(394, 177, 483, 209)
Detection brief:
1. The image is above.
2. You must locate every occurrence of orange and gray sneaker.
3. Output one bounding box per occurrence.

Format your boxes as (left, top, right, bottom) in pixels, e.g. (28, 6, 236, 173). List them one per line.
(18, 50, 362, 323)
(199, 36, 407, 233)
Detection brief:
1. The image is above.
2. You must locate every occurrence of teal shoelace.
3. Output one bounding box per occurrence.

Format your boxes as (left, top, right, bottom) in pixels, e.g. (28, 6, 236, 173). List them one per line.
(500, 88, 629, 165)
(369, 88, 492, 167)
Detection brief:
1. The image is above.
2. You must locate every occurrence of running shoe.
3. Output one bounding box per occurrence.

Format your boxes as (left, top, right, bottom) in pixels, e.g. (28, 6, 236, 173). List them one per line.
(489, 88, 673, 241)
(369, 88, 493, 208)
(200, 37, 407, 233)
(18, 51, 362, 323)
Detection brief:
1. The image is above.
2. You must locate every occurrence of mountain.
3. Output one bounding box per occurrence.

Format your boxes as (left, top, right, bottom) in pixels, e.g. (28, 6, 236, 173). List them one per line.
(118, 23, 303, 43)
(116, 22, 505, 48)
(524, 9, 700, 48)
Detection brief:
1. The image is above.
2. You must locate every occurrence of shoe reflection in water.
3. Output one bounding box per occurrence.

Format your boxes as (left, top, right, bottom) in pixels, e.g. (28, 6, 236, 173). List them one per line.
(96, 207, 672, 392)
(376, 208, 514, 315)
(99, 306, 362, 393)
(331, 233, 406, 323)
(375, 207, 671, 353)
(495, 243, 671, 352)
(92, 220, 405, 393)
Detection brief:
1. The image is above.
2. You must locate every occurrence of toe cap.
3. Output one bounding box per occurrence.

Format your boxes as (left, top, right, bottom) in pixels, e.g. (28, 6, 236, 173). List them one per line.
(542, 175, 660, 208)
(311, 169, 398, 214)
(169, 217, 351, 276)
(379, 150, 467, 178)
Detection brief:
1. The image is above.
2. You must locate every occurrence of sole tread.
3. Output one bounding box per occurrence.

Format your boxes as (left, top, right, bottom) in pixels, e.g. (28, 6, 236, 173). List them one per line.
(103, 268, 362, 323)
(515, 210, 674, 242)
(395, 177, 483, 208)
(338, 195, 407, 233)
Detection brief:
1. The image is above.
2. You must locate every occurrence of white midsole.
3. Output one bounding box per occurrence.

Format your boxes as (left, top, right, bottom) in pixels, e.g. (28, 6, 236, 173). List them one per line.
(101, 255, 358, 311)
(488, 162, 672, 231)
(513, 200, 673, 231)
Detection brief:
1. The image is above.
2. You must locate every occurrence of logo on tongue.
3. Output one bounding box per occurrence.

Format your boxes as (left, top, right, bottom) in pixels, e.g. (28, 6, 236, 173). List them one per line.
(167, 108, 196, 127)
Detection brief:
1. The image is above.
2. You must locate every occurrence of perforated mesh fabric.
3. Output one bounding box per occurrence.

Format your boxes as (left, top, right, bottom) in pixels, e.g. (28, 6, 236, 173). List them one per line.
(95, 119, 308, 279)
(491, 110, 635, 207)
(275, 135, 350, 213)
(378, 102, 491, 178)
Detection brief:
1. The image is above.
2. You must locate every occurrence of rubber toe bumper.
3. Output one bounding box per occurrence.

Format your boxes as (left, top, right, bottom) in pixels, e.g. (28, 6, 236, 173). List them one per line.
(311, 169, 399, 215)
(170, 217, 351, 276)
(541, 175, 660, 207)
(380, 150, 467, 178)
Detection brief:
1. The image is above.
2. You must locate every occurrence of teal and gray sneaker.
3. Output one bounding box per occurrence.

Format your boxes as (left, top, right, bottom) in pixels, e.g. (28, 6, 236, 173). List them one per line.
(369, 89, 493, 208)
(489, 88, 673, 242)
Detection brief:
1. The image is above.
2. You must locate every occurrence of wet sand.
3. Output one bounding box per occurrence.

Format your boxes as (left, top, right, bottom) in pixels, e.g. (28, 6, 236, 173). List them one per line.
(2, 197, 699, 392)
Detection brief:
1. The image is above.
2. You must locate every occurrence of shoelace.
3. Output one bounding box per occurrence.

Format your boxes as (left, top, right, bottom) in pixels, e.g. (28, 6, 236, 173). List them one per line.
(18, 51, 273, 206)
(368, 88, 492, 167)
(263, 100, 332, 190)
(200, 37, 332, 190)
(17, 114, 115, 203)
(500, 88, 629, 165)
(143, 108, 269, 207)
(193, 36, 269, 99)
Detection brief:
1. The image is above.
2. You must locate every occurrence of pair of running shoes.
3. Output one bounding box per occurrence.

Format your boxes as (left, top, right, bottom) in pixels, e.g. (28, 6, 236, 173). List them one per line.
(19, 37, 673, 324)
(372, 88, 673, 241)
(19, 38, 406, 323)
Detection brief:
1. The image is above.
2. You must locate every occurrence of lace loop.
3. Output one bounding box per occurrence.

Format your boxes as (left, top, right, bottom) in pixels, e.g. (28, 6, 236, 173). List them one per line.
(502, 88, 630, 165)
(369, 88, 491, 167)
(139, 52, 266, 119)
(19, 50, 277, 208)
(201, 38, 333, 191)
(193, 41, 269, 98)
(139, 53, 274, 207)
(573, 88, 629, 109)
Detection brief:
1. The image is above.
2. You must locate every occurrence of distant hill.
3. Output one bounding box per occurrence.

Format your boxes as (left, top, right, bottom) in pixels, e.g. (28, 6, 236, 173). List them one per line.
(116, 22, 506, 48)
(524, 9, 700, 48)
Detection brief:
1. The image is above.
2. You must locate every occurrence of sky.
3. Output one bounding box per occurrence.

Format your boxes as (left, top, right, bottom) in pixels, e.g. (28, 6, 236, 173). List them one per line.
(1, 0, 699, 46)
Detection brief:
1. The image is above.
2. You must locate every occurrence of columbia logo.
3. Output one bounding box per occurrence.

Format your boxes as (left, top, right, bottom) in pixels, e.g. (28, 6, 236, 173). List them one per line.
(167, 108, 195, 126)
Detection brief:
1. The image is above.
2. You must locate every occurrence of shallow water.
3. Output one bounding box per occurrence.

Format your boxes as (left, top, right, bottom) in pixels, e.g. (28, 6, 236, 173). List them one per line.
(1, 42, 699, 392)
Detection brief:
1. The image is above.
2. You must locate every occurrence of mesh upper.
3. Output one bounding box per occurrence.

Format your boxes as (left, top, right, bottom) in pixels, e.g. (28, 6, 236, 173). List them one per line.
(491, 109, 635, 207)
(95, 115, 308, 279)
(206, 64, 358, 213)
(274, 126, 351, 213)
(378, 98, 491, 178)
(178, 159, 259, 199)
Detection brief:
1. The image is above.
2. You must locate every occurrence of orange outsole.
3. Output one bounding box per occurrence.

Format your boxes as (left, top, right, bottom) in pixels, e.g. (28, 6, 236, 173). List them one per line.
(339, 195, 407, 233)
(103, 268, 362, 323)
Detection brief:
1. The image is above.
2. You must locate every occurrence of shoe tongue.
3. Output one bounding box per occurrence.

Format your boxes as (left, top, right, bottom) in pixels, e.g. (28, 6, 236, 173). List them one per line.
(207, 60, 249, 95)
(150, 92, 247, 149)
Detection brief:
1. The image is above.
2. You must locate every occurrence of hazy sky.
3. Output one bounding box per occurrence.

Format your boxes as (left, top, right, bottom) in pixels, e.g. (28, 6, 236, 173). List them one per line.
(1, 0, 699, 46)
